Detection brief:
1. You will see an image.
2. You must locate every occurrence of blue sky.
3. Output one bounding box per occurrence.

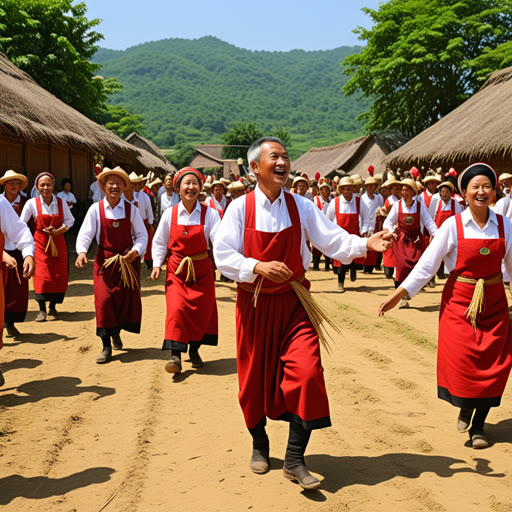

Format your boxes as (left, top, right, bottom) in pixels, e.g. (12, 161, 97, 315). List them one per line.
(83, 0, 383, 51)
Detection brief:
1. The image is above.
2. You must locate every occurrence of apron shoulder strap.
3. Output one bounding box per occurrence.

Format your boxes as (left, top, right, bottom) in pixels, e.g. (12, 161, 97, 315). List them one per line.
(244, 191, 256, 230)
(455, 213, 464, 240)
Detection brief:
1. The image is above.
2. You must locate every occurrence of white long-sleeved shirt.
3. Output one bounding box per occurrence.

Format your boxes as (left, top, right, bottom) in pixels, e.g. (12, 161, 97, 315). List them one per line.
(76, 198, 148, 256)
(383, 198, 437, 235)
(122, 194, 147, 221)
(57, 191, 77, 206)
(20, 195, 75, 229)
(402, 208, 512, 297)
(213, 185, 368, 283)
(360, 192, 383, 234)
(160, 191, 180, 212)
(135, 190, 154, 225)
(314, 195, 330, 215)
(0, 195, 34, 258)
(325, 195, 370, 235)
(428, 196, 463, 221)
(493, 195, 512, 218)
(208, 195, 228, 215)
(152, 201, 221, 268)
(90, 181, 105, 203)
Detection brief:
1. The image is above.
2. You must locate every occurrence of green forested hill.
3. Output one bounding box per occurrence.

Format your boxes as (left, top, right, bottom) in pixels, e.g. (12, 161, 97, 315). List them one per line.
(94, 37, 369, 158)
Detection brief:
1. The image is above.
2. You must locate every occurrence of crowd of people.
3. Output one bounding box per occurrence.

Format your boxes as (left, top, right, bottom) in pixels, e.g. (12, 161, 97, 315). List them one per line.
(1, 136, 512, 490)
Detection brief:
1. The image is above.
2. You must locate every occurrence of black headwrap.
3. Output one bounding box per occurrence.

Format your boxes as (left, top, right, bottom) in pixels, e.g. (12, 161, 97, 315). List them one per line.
(458, 163, 497, 192)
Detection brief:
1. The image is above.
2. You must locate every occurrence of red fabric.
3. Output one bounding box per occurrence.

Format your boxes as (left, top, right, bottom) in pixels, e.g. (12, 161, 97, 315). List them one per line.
(312, 196, 324, 258)
(208, 196, 230, 219)
(94, 201, 141, 332)
(422, 190, 433, 208)
(164, 203, 217, 344)
(435, 198, 456, 228)
(438, 214, 512, 402)
(33, 197, 68, 296)
(236, 191, 330, 428)
(382, 197, 395, 267)
(143, 219, 153, 262)
(394, 200, 424, 283)
(0, 228, 4, 348)
(333, 196, 364, 267)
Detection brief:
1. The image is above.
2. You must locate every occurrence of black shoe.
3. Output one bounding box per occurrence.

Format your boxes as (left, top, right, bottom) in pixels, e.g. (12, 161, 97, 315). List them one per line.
(112, 334, 123, 350)
(0, 369, 4, 387)
(283, 464, 321, 490)
(5, 324, 20, 338)
(250, 446, 270, 474)
(189, 351, 204, 368)
(350, 267, 357, 282)
(312, 265, 320, 271)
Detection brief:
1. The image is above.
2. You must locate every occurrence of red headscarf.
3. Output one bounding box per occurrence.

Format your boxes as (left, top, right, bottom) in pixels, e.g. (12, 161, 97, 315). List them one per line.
(173, 167, 203, 190)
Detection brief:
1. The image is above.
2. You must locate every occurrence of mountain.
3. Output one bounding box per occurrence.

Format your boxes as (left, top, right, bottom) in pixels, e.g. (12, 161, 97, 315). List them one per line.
(93, 36, 369, 158)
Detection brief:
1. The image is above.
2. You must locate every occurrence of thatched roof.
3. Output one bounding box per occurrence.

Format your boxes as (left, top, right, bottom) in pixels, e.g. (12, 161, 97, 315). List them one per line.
(189, 146, 239, 173)
(126, 132, 175, 167)
(292, 133, 408, 179)
(0, 53, 171, 174)
(386, 66, 512, 169)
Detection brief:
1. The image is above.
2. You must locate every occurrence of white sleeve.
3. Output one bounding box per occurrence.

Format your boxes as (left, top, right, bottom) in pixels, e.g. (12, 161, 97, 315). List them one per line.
(502, 217, 512, 279)
(131, 206, 148, 256)
(152, 207, 172, 268)
(20, 199, 36, 224)
(76, 204, 99, 255)
(0, 199, 34, 258)
(326, 199, 336, 222)
(360, 199, 371, 234)
(206, 207, 221, 245)
(428, 196, 439, 219)
(60, 198, 75, 229)
(383, 202, 399, 232)
(420, 201, 437, 235)
(145, 194, 154, 225)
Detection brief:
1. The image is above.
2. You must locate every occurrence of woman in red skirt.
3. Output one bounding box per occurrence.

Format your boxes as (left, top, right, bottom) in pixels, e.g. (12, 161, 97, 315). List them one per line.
(76, 167, 147, 364)
(151, 167, 221, 373)
(20, 172, 74, 321)
(383, 178, 437, 308)
(379, 163, 512, 449)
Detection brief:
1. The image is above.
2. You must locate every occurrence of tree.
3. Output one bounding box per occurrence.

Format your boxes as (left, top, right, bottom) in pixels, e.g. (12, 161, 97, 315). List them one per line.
(343, 0, 512, 137)
(273, 126, 292, 149)
(98, 105, 145, 140)
(0, 0, 119, 121)
(470, 40, 512, 83)
(222, 122, 264, 161)
(171, 144, 196, 169)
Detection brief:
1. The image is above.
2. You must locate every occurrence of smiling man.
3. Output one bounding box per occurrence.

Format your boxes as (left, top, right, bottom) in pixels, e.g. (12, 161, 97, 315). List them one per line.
(213, 137, 392, 490)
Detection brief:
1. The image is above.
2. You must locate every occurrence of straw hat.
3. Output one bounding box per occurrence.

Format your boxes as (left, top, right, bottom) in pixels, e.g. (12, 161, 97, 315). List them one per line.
(401, 178, 418, 194)
(338, 176, 355, 188)
(220, 178, 231, 186)
(228, 181, 245, 192)
(382, 178, 400, 188)
(364, 177, 378, 187)
(97, 166, 131, 190)
(211, 180, 227, 192)
(499, 172, 512, 183)
(423, 173, 441, 184)
(128, 172, 145, 183)
(292, 176, 309, 188)
(374, 173, 383, 184)
(351, 174, 363, 185)
(0, 170, 28, 190)
(148, 178, 163, 189)
(318, 181, 331, 190)
(438, 181, 455, 193)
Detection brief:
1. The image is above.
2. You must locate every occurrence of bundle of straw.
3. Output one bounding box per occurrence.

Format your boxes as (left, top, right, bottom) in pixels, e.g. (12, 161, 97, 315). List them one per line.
(464, 278, 485, 332)
(175, 256, 196, 283)
(45, 236, 58, 257)
(103, 254, 140, 290)
(289, 280, 340, 355)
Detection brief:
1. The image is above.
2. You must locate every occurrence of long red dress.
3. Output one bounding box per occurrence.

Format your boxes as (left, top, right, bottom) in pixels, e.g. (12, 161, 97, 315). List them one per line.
(332, 195, 364, 269)
(394, 200, 424, 283)
(438, 214, 512, 408)
(94, 201, 142, 336)
(382, 196, 396, 268)
(236, 191, 330, 430)
(434, 198, 456, 228)
(33, 197, 68, 302)
(162, 203, 218, 352)
(4, 196, 29, 324)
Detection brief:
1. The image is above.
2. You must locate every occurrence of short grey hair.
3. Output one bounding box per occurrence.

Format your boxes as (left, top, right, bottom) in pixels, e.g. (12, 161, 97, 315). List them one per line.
(247, 137, 286, 165)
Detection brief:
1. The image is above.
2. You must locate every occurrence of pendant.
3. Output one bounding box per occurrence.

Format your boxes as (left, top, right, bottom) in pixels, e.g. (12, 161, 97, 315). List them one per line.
(183, 230, 188, 236)
(113, 221, 119, 228)
(480, 247, 490, 255)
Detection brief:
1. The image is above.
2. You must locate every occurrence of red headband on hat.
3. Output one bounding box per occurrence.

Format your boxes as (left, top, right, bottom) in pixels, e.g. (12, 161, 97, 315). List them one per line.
(173, 167, 203, 189)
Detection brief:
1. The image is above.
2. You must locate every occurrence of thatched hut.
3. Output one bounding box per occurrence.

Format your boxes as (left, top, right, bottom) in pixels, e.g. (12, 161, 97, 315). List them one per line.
(386, 66, 512, 175)
(291, 133, 408, 180)
(189, 145, 244, 178)
(125, 132, 176, 174)
(0, 53, 172, 200)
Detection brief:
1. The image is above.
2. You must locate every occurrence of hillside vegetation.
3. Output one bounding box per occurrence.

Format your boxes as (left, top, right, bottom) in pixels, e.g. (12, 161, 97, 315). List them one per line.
(94, 36, 370, 158)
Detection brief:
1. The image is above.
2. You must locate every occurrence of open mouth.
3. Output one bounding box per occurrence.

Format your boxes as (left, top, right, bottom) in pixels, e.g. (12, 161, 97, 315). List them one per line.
(274, 169, 286, 177)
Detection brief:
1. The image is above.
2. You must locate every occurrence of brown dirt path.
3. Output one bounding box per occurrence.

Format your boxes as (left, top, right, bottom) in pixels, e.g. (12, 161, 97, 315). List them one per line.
(1, 265, 512, 512)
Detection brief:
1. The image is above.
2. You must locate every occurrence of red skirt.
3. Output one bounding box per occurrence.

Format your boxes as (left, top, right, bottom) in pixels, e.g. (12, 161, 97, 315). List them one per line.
(382, 246, 395, 268)
(394, 233, 424, 283)
(236, 282, 330, 429)
(143, 219, 153, 262)
(438, 278, 512, 408)
(4, 250, 29, 324)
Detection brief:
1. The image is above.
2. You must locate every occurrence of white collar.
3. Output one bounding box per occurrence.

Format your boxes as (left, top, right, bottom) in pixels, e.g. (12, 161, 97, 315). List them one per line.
(178, 200, 201, 216)
(255, 184, 285, 207)
(461, 206, 498, 228)
(103, 198, 125, 211)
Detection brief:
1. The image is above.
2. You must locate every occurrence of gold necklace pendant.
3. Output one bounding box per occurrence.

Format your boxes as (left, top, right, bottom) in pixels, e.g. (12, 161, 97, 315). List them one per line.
(183, 230, 188, 235)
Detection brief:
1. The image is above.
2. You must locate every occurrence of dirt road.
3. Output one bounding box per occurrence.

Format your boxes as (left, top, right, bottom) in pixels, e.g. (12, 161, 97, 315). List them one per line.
(1, 266, 512, 512)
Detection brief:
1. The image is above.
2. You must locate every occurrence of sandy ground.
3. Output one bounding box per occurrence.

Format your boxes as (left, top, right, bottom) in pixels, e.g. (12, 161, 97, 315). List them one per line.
(1, 262, 512, 512)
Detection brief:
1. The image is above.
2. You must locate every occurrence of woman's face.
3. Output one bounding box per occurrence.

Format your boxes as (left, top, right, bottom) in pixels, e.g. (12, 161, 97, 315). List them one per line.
(212, 184, 225, 199)
(296, 181, 308, 195)
(37, 176, 54, 197)
(464, 175, 493, 211)
(179, 174, 201, 202)
(401, 185, 415, 203)
(439, 186, 452, 202)
(4, 179, 21, 196)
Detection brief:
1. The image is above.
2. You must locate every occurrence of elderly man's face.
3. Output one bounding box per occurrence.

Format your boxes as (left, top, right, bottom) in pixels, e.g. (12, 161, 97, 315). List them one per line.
(251, 142, 290, 189)
(341, 186, 354, 201)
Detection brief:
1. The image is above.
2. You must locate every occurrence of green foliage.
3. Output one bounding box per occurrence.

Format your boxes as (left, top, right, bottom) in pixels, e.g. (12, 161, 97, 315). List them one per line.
(273, 126, 291, 149)
(343, 0, 512, 137)
(0, 0, 117, 121)
(171, 144, 196, 168)
(93, 37, 370, 159)
(97, 104, 145, 139)
(471, 40, 512, 82)
(222, 122, 264, 160)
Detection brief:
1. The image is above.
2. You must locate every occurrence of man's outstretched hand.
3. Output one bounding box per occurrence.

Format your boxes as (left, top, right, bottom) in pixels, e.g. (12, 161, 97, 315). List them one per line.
(366, 230, 394, 253)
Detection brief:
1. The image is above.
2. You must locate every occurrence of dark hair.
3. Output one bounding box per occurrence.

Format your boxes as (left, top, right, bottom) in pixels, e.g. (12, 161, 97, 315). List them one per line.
(61, 178, 72, 189)
(247, 137, 286, 164)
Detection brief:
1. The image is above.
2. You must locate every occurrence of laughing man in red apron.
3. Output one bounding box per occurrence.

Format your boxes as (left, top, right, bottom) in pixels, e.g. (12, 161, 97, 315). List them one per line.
(20, 172, 74, 322)
(379, 163, 512, 449)
(151, 167, 221, 373)
(383, 178, 437, 308)
(76, 167, 147, 364)
(214, 137, 393, 490)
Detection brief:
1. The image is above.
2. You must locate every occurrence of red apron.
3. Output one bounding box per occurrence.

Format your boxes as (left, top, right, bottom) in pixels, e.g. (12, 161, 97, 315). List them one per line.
(163, 203, 218, 347)
(363, 195, 378, 267)
(33, 197, 68, 301)
(143, 219, 153, 262)
(94, 200, 141, 336)
(312, 196, 325, 258)
(435, 198, 456, 228)
(438, 214, 512, 408)
(421, 191, 433, 245)
(0, 228, 4, 348)
(333, 196, 364, 267)
(209, 196, 230, 219)
(4, 196, 29, 323)
(236, 191, 330, 429)
(382, 197, 396, 268)
(394, 200, 424, 283)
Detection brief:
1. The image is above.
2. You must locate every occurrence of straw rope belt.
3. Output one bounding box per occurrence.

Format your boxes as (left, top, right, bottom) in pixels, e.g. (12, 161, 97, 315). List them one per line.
(45, 236, 58, 257)
(175, 251, 209, 283)
(238, 274, 339, 353)
(450, 272, 503, 331)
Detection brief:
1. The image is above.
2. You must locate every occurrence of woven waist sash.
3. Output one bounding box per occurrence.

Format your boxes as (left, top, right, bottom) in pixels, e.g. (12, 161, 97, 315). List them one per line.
(175, 251, 209, 283)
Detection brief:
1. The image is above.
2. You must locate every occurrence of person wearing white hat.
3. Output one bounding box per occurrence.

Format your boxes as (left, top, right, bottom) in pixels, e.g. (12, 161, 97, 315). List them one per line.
(160, 173, 180, 213)
(311, 182, 332, 271)
(213, 136, 392, 490)
(228, 180, 247, 199)
(493, 173, 512, 218)
(418, 172, 441, 209)
(326, 177, 370, 292)
(380, 177, 402, 279)
(383, 179, 438, 308)
(360, 176, 383, 274)
(89, 164, 106, 203)
(75, 167, 147, 364)
(0, 171, 35, 340)
(209, 180, 231, 218)
(292, 176, 313, 201)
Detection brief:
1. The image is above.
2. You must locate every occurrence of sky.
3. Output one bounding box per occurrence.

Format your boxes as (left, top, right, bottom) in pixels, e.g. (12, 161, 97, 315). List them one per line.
(83, 0, 383, 52)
